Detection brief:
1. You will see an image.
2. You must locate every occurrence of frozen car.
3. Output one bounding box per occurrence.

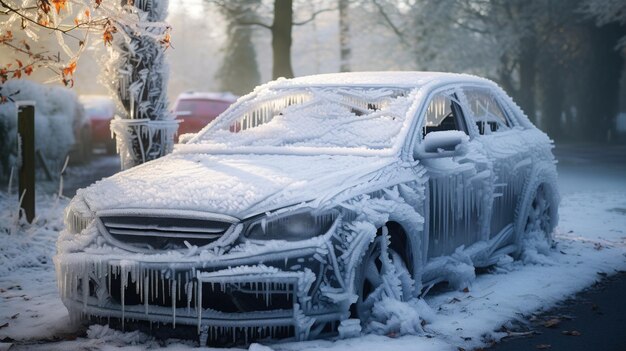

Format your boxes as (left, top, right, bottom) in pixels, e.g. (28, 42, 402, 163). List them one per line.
(55, 72, 559, 344)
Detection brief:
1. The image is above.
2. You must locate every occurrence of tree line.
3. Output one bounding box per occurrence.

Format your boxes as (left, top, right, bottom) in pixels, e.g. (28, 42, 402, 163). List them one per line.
(213, 0, 626, 143)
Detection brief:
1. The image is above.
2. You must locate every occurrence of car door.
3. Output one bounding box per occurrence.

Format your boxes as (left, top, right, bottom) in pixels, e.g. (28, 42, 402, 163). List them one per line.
(459, 85, 531, 247)
(414, 87, 494, 260)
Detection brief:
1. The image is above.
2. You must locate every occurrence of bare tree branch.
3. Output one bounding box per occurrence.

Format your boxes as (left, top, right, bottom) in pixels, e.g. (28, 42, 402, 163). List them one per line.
(292, 7, 337, 26)
(211, 0, 272, 29)
(237, 19, 272, 29)
(0, 0, 91, 41)
(371, 0, 409, 46)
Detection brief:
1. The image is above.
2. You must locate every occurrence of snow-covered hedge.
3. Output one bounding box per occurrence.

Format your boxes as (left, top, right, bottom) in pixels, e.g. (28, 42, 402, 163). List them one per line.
(0, 80, 84, 180)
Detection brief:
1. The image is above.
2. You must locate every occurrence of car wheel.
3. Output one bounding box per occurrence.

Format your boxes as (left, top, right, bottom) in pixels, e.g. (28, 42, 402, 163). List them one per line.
(354, 227, 412, 326)
(515, 182, 557, 257)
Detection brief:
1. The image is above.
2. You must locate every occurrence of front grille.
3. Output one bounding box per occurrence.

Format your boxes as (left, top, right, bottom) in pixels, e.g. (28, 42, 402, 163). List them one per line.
(107, 271, 295, 313)
(100, 215, 233, 251)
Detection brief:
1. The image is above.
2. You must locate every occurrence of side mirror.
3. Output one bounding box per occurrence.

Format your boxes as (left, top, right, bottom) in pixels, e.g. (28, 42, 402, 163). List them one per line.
(414, 130, 469, 159)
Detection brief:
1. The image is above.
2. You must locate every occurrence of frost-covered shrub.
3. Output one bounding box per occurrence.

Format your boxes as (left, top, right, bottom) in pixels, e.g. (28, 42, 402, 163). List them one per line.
(0, 80, 83, 180)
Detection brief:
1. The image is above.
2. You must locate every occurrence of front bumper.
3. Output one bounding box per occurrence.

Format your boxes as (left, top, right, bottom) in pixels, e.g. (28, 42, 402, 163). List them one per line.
(55, 248, 347, 342)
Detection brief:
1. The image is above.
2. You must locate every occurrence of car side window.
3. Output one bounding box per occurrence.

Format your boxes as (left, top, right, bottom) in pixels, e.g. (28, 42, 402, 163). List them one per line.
(462, 88, 511, 135)
(422, 92, 468, 137)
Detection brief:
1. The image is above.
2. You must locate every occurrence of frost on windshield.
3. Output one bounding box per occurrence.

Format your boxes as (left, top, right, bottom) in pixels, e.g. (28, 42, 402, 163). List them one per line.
(193, 87, 415, 151)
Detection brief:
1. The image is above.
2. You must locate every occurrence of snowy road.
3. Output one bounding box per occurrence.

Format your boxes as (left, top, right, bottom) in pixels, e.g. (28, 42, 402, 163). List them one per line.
(0, 145, 624, 351)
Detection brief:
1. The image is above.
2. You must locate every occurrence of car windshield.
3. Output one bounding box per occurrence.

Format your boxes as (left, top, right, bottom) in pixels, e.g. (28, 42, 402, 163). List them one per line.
(191, 86, 417, 152)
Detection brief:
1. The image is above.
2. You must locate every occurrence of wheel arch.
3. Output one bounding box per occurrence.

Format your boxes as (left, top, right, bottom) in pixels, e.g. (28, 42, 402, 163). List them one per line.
(513, 162, 560, 252)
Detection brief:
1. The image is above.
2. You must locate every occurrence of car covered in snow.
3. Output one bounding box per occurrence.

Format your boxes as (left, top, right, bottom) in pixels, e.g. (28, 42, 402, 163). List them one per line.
(55, 72, 559, 344)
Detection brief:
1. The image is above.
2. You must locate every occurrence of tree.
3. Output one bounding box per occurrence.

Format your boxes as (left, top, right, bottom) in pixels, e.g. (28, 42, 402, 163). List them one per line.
(0, 0, 158, 93)
(215, 0, 261, 95)
(105, 0, 176, 169)
(339, 0, 351, 72)
(213, 0, 335, 79)
(371, 0, 625, 141)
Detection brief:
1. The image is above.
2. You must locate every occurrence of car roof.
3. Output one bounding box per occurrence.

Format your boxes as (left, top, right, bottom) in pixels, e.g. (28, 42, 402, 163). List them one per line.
(269, 71, 490, 88)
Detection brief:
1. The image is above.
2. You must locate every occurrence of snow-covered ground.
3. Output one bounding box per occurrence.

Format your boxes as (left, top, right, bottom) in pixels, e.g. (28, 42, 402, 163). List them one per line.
(0, 148, 624, 351)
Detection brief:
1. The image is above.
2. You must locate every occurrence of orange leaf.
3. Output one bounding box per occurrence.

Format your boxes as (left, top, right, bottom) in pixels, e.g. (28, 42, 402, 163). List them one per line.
(159, 32, 171, 49)
(85, 9, 90, 18)
(51, 0, 68, 14)
(24, 65, 33, 76)
(62, 60, 77, 77)
(16, 59, 23, 68)
(95, 0, 102, 8)
(12, 70, 21, 79)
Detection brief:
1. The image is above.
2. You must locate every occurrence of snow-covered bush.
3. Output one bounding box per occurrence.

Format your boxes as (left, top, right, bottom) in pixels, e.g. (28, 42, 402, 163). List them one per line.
(0, 80, 83, 180)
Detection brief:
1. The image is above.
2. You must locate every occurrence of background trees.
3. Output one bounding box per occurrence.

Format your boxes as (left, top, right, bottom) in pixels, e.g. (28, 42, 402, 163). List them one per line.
(369, 0, 626, 142)
(2, 0, 624, 144)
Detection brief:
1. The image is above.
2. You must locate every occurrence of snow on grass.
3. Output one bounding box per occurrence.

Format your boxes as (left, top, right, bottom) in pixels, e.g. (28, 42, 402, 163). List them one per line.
(0, 192, 75, 341)
(0, 189, 624, 350)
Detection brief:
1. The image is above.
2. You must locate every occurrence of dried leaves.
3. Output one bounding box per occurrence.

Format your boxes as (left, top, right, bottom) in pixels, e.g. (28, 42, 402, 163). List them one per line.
(103, 20, 117, 46)
(542, 318, 561, 328)
(1, 0, 172, 88)
(50, 0, 69, 14)
(61, 60, 77, 87)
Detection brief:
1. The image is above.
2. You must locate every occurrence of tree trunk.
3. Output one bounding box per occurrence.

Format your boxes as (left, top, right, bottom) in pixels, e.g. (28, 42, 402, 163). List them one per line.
(339, 0, 351, 72)
(517, 35, 537, 123)
(577, 23, 625, 142)
(538, 63, 564, 140)
(271, 0, 294, 79)
(216, 0, 261, 95)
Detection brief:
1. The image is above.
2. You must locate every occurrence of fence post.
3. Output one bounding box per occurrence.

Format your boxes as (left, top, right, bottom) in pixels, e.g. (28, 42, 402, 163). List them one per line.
(17, 101, 35, 223)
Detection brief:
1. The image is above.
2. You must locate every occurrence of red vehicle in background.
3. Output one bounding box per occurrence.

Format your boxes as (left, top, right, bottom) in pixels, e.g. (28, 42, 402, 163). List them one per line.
(80, 95, 116, 154)
(172, 92, 237, 140)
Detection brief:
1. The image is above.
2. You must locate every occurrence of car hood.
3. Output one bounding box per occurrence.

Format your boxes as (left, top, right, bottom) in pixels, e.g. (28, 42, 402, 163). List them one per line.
(79, 153, 400, 219)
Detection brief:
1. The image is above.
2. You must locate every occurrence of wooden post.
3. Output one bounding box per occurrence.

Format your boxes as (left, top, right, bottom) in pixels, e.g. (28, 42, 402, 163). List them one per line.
(17, 101, 35, 223)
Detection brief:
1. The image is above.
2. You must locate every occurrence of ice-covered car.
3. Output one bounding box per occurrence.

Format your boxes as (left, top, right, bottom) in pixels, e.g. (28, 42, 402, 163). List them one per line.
(55, 72, 559, 344)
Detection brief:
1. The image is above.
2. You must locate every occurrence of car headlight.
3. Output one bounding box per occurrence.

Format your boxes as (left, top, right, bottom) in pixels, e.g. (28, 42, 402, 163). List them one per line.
(244, 209, 338, 241)
(64, 198, 94, 234)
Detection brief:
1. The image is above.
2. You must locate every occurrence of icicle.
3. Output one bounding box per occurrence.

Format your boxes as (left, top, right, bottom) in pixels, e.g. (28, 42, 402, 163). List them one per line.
(171, 277, 176, 328)
(144, 274, 149, 315)
(121, 273, 125, 330)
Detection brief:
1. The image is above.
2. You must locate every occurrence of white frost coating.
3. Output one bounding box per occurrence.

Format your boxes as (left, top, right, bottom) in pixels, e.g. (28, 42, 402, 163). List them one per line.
(54, 71, 560, 345)
(192, 87, 415, 152)
(110, 118, 180, 170)
(77, 153, 398, 218)
(519, 230, 554, 266)
(337, 319, 361, 339)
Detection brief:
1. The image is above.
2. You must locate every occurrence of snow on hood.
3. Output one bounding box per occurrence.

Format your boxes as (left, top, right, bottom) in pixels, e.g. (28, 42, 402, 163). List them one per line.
(79, 153, 399, 218)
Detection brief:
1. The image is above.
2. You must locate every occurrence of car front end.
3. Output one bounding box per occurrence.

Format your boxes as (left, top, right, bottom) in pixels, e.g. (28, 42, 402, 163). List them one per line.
(56, 75, 432, 344)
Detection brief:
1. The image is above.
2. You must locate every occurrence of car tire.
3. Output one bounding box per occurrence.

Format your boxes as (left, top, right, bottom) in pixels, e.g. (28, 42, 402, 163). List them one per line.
(353, 227, 413, 326)
(514, 175, 558, 257)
